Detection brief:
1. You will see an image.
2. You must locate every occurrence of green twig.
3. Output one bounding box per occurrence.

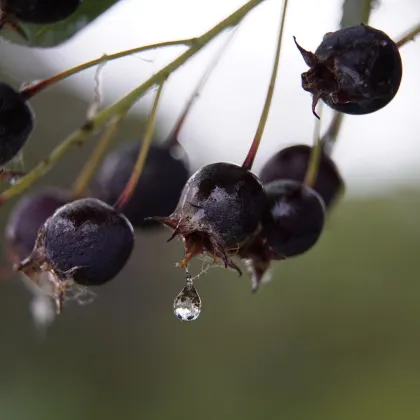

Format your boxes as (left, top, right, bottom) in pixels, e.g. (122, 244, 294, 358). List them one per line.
(0, 0, 266, 205)
(115, 82, 165, 211)
(20, 39, 195, 99)
(242, 0, 289, 170)
(71, 114, 125, 199)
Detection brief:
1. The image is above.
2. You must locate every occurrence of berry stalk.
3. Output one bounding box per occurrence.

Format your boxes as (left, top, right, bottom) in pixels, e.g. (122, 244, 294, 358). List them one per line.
(115, 82, 165, 211)
(242, 0, 289, 170)
(304, 105, 324, 188)
(0, 0, 267, 205)
(71, 114, 125, 199)
(165, 27, 238, 148)
(396, 22, 420, 48)
(19, 39, 195, 100)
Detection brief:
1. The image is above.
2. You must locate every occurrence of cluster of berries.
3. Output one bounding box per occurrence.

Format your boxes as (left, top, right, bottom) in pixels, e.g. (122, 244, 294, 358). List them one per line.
(0, 1, 407, 324)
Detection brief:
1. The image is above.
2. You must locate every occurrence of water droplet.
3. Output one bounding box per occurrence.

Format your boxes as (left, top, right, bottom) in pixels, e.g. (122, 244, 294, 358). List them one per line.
(173, 271, 201, 322)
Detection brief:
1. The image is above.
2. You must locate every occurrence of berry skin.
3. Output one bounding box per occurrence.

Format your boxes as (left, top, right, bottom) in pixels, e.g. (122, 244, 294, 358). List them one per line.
(95, 141, 190, 229)
(259, 144, 344, 209)
(38, 198, 134, 286)
(294, 24, 402, 117)
(4, 187, 70, 263)
(262, 179, 325, 259)
(0, 82, 34, 166)
(240, 179, 325, 291)
(3, 0, 81, 24)
(154, 162, 266, 271)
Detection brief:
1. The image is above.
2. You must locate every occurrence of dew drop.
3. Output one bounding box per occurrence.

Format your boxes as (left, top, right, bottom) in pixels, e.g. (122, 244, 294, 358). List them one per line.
(173, 271, 201, 322)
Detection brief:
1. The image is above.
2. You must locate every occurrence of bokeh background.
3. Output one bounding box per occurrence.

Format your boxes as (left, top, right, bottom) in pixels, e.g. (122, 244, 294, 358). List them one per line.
(0, 0, 420, 419)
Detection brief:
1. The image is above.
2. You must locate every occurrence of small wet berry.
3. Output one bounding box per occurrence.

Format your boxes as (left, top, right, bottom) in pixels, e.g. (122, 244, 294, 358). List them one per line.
(240, 179, 326, 291)
(262, 179, 325, 259)
(2, 0, 81, 24)
(95, 141, 190, 228)
(154, 162, 266, 271)
(0, 82, 34, 166)
(294, 24, 402, 117)
(259, 144, 344, 209)
(4, 187, 70, 263)
(16, 198, 134, 312)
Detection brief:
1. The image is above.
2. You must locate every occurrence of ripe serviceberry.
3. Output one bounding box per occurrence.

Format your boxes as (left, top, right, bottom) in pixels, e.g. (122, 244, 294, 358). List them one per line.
(2, 0, 81, 24)
(95, 141, 190, 228)
(0, 82, 34, 166)
(259, 144, 344, 209)
(4, 187, 70, 263)
(240, 179, 326, 291)
(294, 24, 402, 117)
(16, 198, 134, 312)
(262, 179, 326, 258)
(153, 162, 266, 271)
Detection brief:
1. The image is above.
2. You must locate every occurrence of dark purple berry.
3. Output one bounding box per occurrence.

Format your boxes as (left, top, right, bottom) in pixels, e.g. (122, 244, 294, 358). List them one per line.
(294, 24, 402, 117)
(37, 198, 134, 286)
(3, 0, 81, 24)
(5, 187, 70, 262)
(95, 141, 190, 229)
(239, 179, 326, 291)
(155, 162, 266, 270)
(262, 179, 325, 259)
(259, 144, 344, 209)
(0, 82, 34, 166)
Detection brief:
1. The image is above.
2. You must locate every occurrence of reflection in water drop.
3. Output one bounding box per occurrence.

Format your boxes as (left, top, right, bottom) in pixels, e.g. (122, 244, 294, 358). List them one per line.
(173, 271, 201, 322)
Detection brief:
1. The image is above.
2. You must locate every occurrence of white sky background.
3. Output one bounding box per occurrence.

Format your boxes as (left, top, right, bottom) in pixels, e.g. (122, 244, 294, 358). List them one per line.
(2, 0, 420, 198)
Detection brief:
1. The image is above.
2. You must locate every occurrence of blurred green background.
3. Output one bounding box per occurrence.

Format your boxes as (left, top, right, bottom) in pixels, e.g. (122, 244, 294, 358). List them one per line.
(1, 2, 420, 420)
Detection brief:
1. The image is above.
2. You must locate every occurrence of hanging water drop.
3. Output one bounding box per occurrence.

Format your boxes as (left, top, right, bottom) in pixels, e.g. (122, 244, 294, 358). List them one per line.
(173, 271, 202, 322)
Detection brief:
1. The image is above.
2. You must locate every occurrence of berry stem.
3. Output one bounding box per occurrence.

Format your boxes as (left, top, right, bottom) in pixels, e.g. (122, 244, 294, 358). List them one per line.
(114, 82, 165, 211)
(304, 105, 324, 188)
(242, 0, 289, 170)
(0, 0, 266, 205)
(165, 27, 238, 149)
(396, 22, 420, 48)
(19, 39, 195, 100)
(71, 114, 125, 199)
(320, 112, 344, 156)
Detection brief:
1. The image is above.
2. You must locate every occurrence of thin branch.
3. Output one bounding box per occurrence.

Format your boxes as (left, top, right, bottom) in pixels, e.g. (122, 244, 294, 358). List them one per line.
(20, 39, 195, 100)
(396, 22, 420, 48)
(320, 112, 344, 155)
(304, 104, 323, 188)
(0, 0, 267, 205)
(165, 27, 238, 148)
(71, 114, 125, 199)
(115, 82, 165, 211)
(242, 0, 289, 170)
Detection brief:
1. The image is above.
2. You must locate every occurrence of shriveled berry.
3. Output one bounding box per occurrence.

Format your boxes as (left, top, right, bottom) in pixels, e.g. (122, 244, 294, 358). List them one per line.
(259, 144, 344, 209)
(0, 82, 34, 166)
(3, 0, 81, 24)
(154, 162, 266, 270)
(95, 141, 189, 228)
(262, 179, 325, 258)
(295, 24, 402, 117)
(39, 198, 134, 286)
(4, 187, 70, 262)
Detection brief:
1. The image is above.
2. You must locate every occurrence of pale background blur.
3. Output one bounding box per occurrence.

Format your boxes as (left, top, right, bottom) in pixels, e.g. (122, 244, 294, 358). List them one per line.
(0, 1, 420, 419)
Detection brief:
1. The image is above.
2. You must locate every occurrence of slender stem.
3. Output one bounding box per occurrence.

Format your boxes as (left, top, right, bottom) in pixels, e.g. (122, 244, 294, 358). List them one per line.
(165, 27, 238, 148)
(115, 82, 165, 211)
(304, 104, 323, 188)
(71, 114, 125, 199)
(242, 0, 289, 170)
(320, 112, 344, 155)
(20, 39, 195, 100)
(396, 22, 420, 48)
(0, 0, 266, 205)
